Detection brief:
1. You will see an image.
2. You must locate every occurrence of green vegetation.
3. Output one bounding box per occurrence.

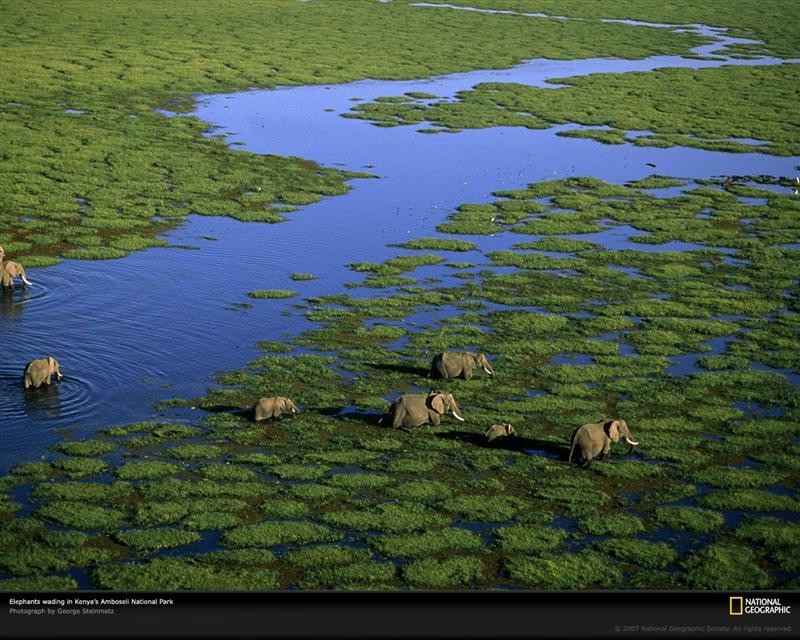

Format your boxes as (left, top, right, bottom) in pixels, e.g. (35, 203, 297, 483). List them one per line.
(420, 0, 799, 58)
(221, 521, 340, 548)
(52, 440, 116, 457)
(392, 238, 477, 252)
(94, 557, 280, 590)
(345, 66, 800, 155)
(504, 551, 622, 589)
(114, 528, 201, 553)
(681, 543, 770, 589)
(652, 507, 725, 533)
(403, 556, 484, 588)
(370, 528, 483, 557)
(247, 289, 296, 299)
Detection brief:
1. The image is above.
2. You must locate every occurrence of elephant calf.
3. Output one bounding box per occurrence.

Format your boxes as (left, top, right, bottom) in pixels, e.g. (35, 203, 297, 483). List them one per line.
(253, 396, 299, 421)
(429, 351, 494, 380)
(381, 392, 465, 428)
(569, 419, 638, 466)
(24, 356, 62, 390)
(486, 423, 515, 445)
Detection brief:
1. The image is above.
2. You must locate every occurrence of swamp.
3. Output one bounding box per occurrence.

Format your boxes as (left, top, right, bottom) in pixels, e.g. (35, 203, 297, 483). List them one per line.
(0, 0, 798, 591)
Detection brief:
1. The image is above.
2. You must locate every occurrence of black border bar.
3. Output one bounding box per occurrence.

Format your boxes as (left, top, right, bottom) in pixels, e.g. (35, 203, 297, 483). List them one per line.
(3, 590, 798, 638)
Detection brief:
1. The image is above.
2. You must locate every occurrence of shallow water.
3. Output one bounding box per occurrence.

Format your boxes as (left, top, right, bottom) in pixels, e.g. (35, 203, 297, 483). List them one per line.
(2, 23, 799, 474)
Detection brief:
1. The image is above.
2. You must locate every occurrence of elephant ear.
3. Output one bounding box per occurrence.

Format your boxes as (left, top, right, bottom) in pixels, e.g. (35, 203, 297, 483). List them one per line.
(430, 394, 445, 414)
(47, 356, 56, 372)
(606, 420, 620, 443)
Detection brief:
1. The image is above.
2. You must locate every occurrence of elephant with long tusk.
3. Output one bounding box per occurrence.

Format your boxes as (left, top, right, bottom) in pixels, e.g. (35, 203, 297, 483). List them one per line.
(381, 391, 465, 428)
(0, 247, 33, 288)
(429, 351, 494, 380)
(24, 357, 63, 390)
(568, 418, 638, 466)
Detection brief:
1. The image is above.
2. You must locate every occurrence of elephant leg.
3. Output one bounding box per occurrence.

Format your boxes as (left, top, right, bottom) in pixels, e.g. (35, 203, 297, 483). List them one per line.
(391, 410, 404, 429)
(463, 367, 473, 380)
(428, 411, 441, 426)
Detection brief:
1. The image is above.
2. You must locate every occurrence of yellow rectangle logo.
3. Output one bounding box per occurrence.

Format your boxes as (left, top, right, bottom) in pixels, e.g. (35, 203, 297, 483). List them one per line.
(730, 597, 744, 616)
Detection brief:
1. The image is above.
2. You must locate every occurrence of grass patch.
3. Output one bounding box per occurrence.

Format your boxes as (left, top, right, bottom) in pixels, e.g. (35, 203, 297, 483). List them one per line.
(594, 539, 678, 570)
(114, 528, 201, 553)
(93, 557, 280, 590)
(403, 556, 484, 588)
(221, 521, 340, 548)
(653, 507, 725, 533)
(52, 440, 116, 457)
(115, 461, 183, 480)
(247, 289, 296, 299)
(681, 543, 769, 589)
(370, 528, 484, 558)
(492, 525, 567, 553)
(504, 551, 622, 589)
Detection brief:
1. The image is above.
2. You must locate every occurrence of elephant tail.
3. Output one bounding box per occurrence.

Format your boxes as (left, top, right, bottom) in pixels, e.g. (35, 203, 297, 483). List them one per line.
(568, 439, 577, 463)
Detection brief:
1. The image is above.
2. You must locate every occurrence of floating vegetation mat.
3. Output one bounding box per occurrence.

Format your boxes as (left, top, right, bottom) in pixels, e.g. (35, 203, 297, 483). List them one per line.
(2, 177, 798, 590)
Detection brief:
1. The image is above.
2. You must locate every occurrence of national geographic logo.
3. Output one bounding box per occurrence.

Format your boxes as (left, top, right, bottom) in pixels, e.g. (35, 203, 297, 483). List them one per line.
(730, 596, 792, 616)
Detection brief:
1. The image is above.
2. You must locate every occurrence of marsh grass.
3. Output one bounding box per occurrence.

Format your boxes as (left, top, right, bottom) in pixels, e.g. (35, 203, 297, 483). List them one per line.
(3, 175, 799, 589)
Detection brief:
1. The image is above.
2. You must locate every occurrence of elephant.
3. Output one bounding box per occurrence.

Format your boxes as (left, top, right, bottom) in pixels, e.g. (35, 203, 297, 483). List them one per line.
(486, 423, 515, 444)
(381, 391, 465, 428)
(253, 396, 299, 421)
(429, 351, 494, 380)
(1, 259, 32, 288)
(24, 356, 63, 390)
(568, 419, 638, 466)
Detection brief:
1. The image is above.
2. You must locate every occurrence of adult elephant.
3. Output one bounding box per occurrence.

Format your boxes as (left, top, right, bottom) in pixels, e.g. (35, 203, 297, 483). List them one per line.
(1, 257, 32, 288)
(429, 351, 494, 380)
(24, 357, 63, 390)
(381, 391, 465, 428)
(253, 396, 299, 421)
(568, 418, 638, 466)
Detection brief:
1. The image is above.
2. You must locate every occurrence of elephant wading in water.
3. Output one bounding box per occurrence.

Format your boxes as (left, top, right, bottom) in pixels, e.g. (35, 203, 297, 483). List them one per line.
(381, 392, 465, 428)
(569, 419, 638, 466)
(0, 246, 32, 288)
(24, 357, 63, 390)
(253, 396, 299, 421)
(429, 351, 494, 380)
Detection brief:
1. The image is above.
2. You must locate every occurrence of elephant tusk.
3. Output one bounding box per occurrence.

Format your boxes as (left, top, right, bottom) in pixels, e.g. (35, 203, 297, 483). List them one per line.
(452, 411, 465, 422)
(484, 367, 494, 375)
(21, 276, 32, 286)
(625, 437, 639, 446)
